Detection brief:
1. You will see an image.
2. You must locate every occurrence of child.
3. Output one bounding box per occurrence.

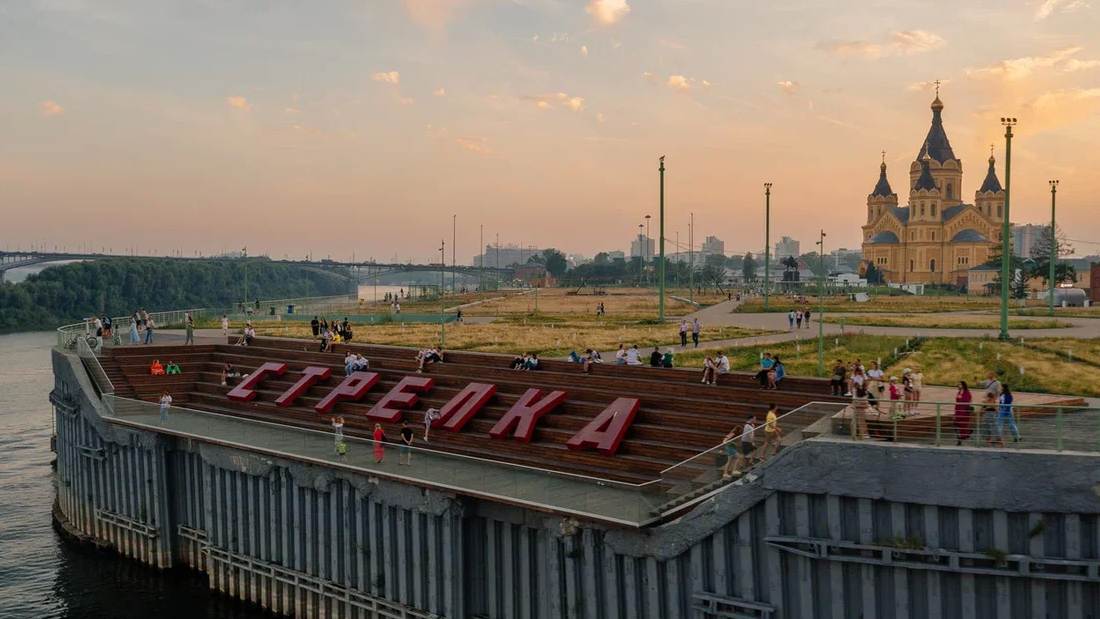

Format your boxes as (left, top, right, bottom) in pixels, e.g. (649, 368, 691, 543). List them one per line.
(888, 376, 903, 419)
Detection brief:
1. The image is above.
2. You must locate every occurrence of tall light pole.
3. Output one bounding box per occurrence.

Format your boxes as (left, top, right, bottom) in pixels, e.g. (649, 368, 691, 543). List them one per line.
(645, 214, 652, 286)
(1048, 180, 1059, 316)
(638, 223, 645, 285)
(479, 224, 484, 292)
(658, 156, 666, 321)
(999, 118, 1017, 341)
(689, 212, 694, 302)
(439, 240, 446, 348)
(816, 230, 827, 376)
(495, 232, 500, 287)
(764, 183, 772, 310)
(451, 214, 457, 293)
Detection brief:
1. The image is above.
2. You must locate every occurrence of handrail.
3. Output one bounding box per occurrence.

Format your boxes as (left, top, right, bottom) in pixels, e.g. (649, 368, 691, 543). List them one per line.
(76, 336, 114, 395)
(658, 404, 816, 474)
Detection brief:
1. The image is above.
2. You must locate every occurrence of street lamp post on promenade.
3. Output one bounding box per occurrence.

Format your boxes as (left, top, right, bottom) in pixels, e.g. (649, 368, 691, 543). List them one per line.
(452, 214, 456, 293)
(999, 118, 1016, 341)
(689, 212, 694, 303)
(658, 156, 666, 322)
(479, 224, 484, 292)
(1049, 180, 1059, 316)
(638, 223, 645, 285)
(816, 230, 826, 376)
(645, 214, 652, 277)
(764, 183, 772, 310)
(439, 240, 446, 348)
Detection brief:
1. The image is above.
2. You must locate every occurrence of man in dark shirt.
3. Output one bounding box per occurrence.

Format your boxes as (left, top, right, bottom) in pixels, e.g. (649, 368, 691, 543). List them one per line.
(649, 346, 662, 367)
(399, 421, 415, 465)
(310, 316, 320, 337)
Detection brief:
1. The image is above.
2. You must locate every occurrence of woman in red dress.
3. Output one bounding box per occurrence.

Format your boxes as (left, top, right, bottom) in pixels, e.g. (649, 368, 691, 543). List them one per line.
(372, 423, 386, 463)
(953, 381, 974, 445)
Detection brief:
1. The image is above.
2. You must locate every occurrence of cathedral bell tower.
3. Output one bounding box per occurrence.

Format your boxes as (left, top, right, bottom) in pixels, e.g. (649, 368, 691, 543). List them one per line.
(909, 87, 963, 206)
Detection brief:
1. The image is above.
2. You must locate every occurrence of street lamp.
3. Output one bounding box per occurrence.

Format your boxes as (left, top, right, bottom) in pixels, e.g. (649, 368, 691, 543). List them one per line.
(1049, 180, 1059, 316)
(998, 117, 1017, 341)
(638, 223, 645, 285)
(658, 156, 667, 321)
(816, 230, 827, 376)
(452, 214, 457, 293)
(439, 240, 446, 348)
(764, 183, 772, 310)
(645, 213, 652, 272)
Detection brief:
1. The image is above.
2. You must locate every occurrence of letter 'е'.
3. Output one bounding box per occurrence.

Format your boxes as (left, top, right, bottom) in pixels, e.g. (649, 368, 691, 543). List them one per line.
(367, 376, 434, 422)
(314, 372, 380, 413)
(489, 388, 567, 442)
(275, 366, 332, 407)
(565, 397, 640, 455)
(227, 362, 288, 401)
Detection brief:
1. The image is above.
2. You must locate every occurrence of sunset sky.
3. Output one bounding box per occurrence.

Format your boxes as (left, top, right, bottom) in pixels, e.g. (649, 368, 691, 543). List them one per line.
(2, 0, 1099, 263)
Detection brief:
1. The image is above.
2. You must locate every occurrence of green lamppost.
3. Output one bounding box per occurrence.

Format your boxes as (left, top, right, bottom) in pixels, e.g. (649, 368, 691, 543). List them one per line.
(816, 229, 826, 376)
(1048, 179, 1059, 316)
(763, 183, 772, 309)
(998, 118, 1016, 341)
(658, 156, 667, 321)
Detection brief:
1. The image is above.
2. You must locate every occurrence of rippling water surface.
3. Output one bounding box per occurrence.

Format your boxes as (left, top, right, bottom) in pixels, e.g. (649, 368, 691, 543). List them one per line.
(0, 332, 267, 618)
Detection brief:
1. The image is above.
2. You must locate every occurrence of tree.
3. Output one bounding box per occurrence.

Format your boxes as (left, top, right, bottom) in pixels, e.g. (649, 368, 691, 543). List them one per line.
(593, 252, 610, 265)
(741, 252, 757, 282)
(985, 244, 1029, 299)
(864, 262, 884, 285)
(541, 249, 568, 278)
(1029, 225, 1075, 286)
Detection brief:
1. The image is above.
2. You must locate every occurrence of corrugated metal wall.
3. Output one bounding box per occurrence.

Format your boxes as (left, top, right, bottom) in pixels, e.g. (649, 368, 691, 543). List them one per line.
(52, 362, 1100, 619)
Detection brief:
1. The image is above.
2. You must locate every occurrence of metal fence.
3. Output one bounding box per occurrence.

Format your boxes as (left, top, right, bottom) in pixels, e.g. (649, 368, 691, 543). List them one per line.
(76, 336, 114, 395)
(832, 398, 1100, 453)
(57, 308, 206, 350)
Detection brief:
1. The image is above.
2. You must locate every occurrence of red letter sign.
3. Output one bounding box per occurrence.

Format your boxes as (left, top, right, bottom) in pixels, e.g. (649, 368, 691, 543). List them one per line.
(275, 366, 332, 407)
(489, 388, 567, 442)
(315, 371, 380, 414)
(367, 376, 434, 422)
(436, 383, 497, 432)
(227, 362, 287, 402)
(565, 398, 639, 455)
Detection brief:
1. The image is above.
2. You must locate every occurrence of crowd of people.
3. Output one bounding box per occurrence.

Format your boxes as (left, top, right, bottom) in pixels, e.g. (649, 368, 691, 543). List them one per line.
(785, 307, 813, 330)
(311, 316, 355, 352)
(510, 352, 541, 371)
(719, 404, 783, 478)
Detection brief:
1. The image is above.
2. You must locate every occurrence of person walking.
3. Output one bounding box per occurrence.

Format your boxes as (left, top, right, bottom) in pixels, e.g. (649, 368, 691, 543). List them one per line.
(760, 404, 782, 460)
(996, 384, 1020, 446)
(804, 308, 812, 327)
(311, 316, 320, 337)
(795, 310, 803, 329)
(737, 415, 758, 469)
(679, 320, 688, 348)
(331, 416, 345, 453)
(787, 310, 795, 331)
(399, 421, 414, 465)
(144, 316, 156, 345)
(720, 424, 742, 479)
(372, 423, 386, 463)
(830, 359, 847, 396)
(953, 381, 974, 445)
(220, 314, 229, 337)
(691, 318, 701, 348)
(128, 319, 140, 345)
(184, 312, 195, 345)
(158, 391, 172, 423)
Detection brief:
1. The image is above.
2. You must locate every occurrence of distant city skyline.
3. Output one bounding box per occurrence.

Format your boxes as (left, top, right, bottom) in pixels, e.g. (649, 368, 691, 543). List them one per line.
(2, 1, 1099, 264)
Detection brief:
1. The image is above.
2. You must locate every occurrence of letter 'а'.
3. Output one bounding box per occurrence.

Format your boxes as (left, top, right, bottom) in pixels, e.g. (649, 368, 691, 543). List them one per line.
(275, 366, 332, 407)
(314, 371, 380, 413)
(489, 388, 567, 442)
(367, 376, 434, 422)
(227, 362, 287, 401)
(565, 398, 640, 455)
(436, 383, 497, 432)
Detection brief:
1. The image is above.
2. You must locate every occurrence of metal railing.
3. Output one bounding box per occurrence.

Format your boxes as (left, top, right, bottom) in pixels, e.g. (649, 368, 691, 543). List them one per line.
(76, 336, 114, 395)
(57, 308, 206, 349)
(832, 398, 1100, 453)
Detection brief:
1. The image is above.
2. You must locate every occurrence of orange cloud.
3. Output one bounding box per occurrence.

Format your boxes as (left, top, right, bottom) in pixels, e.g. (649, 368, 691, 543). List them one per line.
(776, 80, 799, 94)
(819, 30, 944, 59)
(39, 100, 64, 117)
(455, 136, 491, 155)
(966, 46, 1083, 80)
(225, 96, 251, 111)
(586, 0, 630, 25)
(372, 71, 401, 85)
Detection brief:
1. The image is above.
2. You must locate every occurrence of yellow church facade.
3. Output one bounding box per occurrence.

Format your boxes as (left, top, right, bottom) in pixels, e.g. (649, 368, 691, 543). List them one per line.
(861, 95, 1006, 287)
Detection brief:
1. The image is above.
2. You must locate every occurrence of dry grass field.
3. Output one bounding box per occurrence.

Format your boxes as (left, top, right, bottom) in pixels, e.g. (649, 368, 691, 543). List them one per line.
(821, 314, 1071, 330)
(673, 334, 911, 377)
(736, 295, 1007, 314)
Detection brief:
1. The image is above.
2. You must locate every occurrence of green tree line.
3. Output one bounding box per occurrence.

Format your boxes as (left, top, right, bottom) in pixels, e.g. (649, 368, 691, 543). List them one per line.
(0, 258, 352, 333)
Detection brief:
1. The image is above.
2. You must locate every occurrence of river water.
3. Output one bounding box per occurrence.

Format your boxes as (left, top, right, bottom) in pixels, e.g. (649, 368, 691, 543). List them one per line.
(0, 331, 266, 618)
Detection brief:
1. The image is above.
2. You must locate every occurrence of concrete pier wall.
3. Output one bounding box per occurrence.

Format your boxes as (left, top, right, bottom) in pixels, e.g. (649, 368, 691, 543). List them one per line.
(51, 349, 1100, 618)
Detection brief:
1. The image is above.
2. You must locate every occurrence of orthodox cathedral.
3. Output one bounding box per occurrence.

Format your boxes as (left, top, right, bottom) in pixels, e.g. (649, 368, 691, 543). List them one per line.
(861, 92, 1006, 286)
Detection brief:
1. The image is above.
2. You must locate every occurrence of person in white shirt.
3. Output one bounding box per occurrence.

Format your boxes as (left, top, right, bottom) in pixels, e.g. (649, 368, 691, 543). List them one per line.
(716, 352, 731, 375)
(158, 392, 172, 422)
(866, 361, 885, 405)
(423, 408, 440, 441)
(220, 314, 229, 337)
(625, 345, 642, 366)
(614, 344, 627, 365)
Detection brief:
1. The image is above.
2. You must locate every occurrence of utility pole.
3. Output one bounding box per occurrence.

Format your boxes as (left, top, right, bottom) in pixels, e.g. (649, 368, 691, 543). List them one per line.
(452, 214, 456, 293)
(658, 156, 666, 321)
(439, 240, 446, 348)
(479, 224, 484, 292)
(764, 183, 772, 310)
(638, 223, 645, 285)
(816, 230, 826, 376)
(1049, 180, 1059, 316)
(689, 212, 694, 302)
(645, 214, 652, 287)
(999, 118, 1017, 341)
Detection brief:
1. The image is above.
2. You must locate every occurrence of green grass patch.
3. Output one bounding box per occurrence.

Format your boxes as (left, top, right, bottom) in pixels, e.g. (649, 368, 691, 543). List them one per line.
(821, 315, 1071, 330)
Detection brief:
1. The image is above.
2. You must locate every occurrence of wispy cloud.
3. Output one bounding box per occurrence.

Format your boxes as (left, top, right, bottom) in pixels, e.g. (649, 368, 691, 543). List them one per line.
(966, 46, 1086, 80)
(819, 30, 945, 58)
(907, 79, 951, 92)
(39, 100, 64, 117)
(433, 87, 447, 97)
(776, 80, 799, 94)
(372, 71, 401, 85)
(402, 0, 469, 30)
(1062, 57, 1100, 71)
(523, 92, 585, 111)
(225, 96, 251, 111)
(664, 75, 710, 93)
(455, 136, 492, 155)
(1022, 87, 1100, 131)
(1035, 0, 1090, 20)
(586, 0, 630, 25)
